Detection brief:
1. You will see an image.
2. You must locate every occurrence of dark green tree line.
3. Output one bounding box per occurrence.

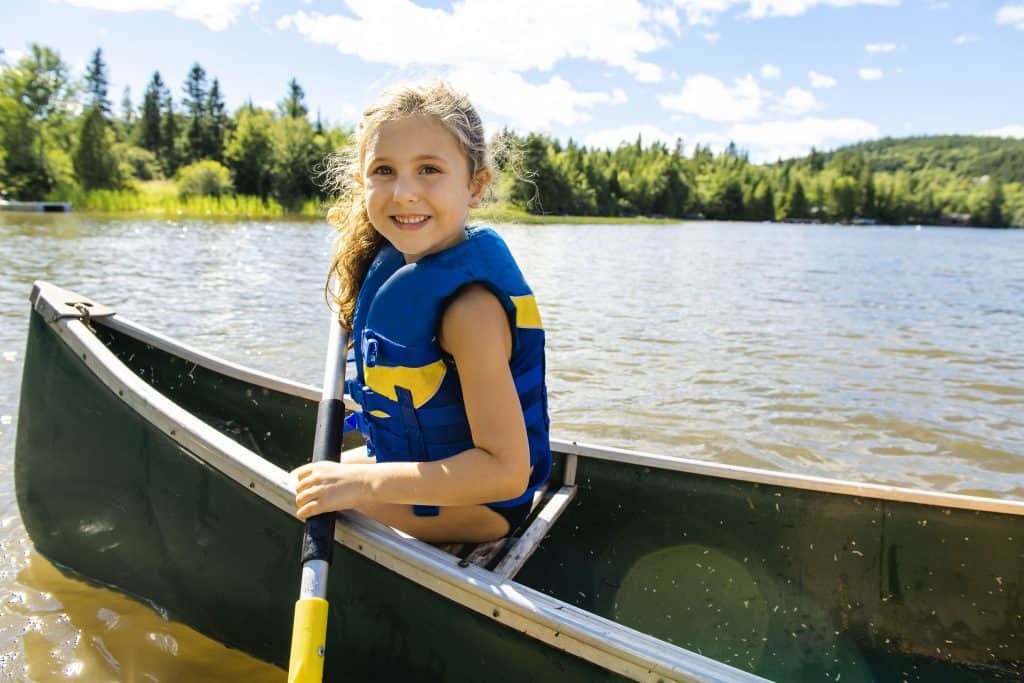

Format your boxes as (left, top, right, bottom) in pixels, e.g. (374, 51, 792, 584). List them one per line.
(2, 43, 1022, 224)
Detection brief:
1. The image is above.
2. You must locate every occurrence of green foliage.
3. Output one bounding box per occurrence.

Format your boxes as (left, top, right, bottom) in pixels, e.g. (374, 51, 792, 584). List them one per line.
(224, 106, 274, 197)
(84, 47, 111, 116)
(271, 114, 333, 207)
(140, 71, 164, 153)
(181, 63, 219, 162)
(176, 159, 233, 198)
(115, 143, 161, 181)
(280, 77, 308, 119)
(207, 78, 227, 162)
(3, 42, 1022, 226)
(47, 182, 285, 217)
(73, 105, 119, 190)
(0, 44, 76, 198)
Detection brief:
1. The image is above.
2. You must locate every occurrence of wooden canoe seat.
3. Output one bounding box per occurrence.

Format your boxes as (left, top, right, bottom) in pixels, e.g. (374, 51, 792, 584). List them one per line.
(447, 483, 577, 579)
(344, 444, 579, 579)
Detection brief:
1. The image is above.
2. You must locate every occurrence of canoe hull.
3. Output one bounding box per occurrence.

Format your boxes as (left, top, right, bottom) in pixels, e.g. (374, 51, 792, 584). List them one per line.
(16, 312, 624, 682)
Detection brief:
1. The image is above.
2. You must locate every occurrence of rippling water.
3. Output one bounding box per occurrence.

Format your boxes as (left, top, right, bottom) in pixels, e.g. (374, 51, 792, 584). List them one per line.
(1, 214, 1022, 680)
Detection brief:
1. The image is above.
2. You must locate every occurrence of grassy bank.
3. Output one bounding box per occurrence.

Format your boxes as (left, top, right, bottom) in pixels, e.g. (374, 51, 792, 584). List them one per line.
(42, 182, 678, 224)
(470, 205, 678, 225)
(46, 181, 319, 218)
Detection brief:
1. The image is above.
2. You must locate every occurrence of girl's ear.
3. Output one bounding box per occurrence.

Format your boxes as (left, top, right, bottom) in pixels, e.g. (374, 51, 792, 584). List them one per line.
(468, 169, 492, 208)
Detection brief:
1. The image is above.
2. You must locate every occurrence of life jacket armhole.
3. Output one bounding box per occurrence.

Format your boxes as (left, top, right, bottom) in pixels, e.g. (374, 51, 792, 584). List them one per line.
(438, 281, 521, 360)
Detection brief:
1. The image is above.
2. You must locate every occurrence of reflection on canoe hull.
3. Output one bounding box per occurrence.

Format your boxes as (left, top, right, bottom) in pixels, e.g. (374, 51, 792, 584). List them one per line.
(15, 282, 1023, 682)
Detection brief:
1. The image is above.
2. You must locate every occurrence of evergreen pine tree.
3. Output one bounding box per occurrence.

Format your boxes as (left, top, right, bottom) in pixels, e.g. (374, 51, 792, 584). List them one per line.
(182, 63, 209, 162)
(140, 71, 164, 153)
(121, 86, 134, 126)
(207, 78, 227, 162)
(73, 106, 118, 189)
(788, 179, 809, 218)
(84, 47, 112, 116)
(161, 91, 179, 175)
(281, 77, 308, 119)
(120, 85, 135, 140)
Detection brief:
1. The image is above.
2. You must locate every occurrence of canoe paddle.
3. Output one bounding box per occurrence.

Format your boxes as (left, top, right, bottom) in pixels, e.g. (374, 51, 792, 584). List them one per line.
(287, 317, 349, 683)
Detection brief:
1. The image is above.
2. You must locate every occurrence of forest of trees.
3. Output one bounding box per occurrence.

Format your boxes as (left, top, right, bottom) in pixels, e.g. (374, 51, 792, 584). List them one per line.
(0, 44, 347, 210)
(498, 133, 1024, 227)
(1, 43, 1022, 227)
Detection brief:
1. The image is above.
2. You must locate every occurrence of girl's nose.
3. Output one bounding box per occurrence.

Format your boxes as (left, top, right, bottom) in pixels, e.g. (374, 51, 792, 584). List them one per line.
(393, 176, 418, 203)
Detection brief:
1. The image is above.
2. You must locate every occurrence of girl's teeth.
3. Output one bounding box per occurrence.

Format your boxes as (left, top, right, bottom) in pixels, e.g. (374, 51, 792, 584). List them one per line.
(395, 215, 427, 224)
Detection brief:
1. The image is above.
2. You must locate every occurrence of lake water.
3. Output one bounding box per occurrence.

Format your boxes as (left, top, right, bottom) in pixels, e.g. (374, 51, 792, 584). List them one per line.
(1, 214, 1022, 680)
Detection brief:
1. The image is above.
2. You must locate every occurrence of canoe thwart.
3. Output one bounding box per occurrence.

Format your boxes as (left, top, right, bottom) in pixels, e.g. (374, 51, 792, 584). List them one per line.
(493, 485, 577, 578)
(448, 485, 577, 576)
(30, 280, 115, 324)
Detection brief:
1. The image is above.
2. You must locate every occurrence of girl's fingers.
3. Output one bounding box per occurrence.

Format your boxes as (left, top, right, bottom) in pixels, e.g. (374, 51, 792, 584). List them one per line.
(296, 501, 320, 520)
(292, 463, 315, 480)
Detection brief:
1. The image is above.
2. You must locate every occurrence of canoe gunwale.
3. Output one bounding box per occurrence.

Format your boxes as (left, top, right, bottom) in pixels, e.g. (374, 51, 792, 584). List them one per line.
(47, 311, 766, 683)
(94, 287, 1023, 517)
(550, 439, 1024, 517)
(97, 313, 354, 409)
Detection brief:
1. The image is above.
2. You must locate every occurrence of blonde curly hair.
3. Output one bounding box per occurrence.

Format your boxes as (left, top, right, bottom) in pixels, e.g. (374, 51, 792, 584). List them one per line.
(322, 80, 495, 331)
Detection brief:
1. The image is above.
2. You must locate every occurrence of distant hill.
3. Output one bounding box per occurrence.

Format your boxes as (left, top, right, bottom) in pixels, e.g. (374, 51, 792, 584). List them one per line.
(814, 135, 1024, 184)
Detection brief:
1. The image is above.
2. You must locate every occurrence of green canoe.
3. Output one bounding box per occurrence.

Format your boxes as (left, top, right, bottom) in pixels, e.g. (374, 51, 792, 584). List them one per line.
(15, 282, 1023, 682)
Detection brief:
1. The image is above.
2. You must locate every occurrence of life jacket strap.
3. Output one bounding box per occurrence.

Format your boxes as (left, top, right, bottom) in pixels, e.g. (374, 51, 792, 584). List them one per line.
(361, 329, 442, 368)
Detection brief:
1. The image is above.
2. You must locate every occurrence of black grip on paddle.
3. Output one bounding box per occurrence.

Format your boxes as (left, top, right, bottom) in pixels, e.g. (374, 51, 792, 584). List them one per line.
(300, 397, 346, 565)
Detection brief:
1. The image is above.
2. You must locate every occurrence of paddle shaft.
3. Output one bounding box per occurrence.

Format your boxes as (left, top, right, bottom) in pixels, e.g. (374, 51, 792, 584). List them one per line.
(288, 318, 349, 683)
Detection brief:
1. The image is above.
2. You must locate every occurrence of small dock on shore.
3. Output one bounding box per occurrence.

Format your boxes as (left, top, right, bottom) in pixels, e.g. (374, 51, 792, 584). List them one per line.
(0, 199, 72, 213)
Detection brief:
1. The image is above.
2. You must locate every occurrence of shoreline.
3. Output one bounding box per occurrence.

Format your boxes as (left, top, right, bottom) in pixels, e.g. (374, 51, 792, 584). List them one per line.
(10, 206, 1019, 229)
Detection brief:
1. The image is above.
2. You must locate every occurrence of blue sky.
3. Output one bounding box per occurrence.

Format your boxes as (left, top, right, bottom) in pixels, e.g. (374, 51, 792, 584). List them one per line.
(2, 0, 1022, 161)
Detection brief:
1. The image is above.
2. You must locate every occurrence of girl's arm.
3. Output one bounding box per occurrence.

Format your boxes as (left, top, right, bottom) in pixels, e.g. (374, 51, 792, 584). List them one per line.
(293, 283, 531, 519)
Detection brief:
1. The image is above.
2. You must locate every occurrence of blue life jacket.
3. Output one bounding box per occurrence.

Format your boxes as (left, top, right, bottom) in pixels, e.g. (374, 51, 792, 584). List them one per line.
(345, 227, 551, 517)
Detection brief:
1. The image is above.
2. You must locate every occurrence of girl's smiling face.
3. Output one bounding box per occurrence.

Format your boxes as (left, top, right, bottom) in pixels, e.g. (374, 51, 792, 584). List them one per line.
(362, 115, 487, 263)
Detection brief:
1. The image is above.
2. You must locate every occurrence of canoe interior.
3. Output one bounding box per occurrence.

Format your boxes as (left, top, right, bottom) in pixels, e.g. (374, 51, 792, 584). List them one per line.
(519, 458, 1022, 681)
(16, 312, 622, 681)
(18, 310, 1024, 681)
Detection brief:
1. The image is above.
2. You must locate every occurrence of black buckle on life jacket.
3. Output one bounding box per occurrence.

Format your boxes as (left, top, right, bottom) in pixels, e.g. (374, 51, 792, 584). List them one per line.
(364, 336, 380, 368)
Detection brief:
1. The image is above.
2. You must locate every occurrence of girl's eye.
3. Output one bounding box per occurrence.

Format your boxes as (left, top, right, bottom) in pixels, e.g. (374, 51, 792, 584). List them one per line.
(372, 165, 393, 175)
(421, 165, 441, 174)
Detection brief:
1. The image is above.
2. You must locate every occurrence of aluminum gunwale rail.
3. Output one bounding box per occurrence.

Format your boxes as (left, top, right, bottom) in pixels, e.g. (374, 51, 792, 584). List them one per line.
(550, 439, 1024, 517)
(98, 314, 361, 412)
(52, 314, 764, 683)
(100, 308, 1024, 517)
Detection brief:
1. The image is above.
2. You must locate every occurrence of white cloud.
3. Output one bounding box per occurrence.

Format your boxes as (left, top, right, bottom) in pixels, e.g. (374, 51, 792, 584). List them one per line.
(980, 125, 1024, 138)
(448, 66, 626, 130)
(658, 74, 763, 122)
(928, 1, 950, 8)
(704, 31, 721, 42)
(858, 67, 884, 80)
(865, 42, 896, 53)
(54, 0, 258, 31)
(954, 34, 978, 45)
(808, 70, 838, 88)
(726, 116, 879, 161)
(760, 63, 781, 79)
(776, 87, 818, 114)
(673, 0, 900, 25)
(278, 1, 668, 83)
(996, 3, 1024, 30)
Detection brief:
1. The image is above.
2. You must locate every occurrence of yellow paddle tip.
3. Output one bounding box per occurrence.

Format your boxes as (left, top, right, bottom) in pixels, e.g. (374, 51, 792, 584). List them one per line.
(287, 597, 329, 683)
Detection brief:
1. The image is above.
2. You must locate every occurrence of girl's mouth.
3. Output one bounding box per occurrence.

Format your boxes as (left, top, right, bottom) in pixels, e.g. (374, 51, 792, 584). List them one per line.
(392, 214, 430, 231)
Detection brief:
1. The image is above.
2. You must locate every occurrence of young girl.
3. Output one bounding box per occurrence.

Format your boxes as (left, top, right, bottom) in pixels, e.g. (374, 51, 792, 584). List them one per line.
(292, 82, 551, 544)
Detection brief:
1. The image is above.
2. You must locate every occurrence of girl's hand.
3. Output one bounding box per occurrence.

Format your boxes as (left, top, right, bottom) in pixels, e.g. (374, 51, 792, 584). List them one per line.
(291, 461, 371, 520)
